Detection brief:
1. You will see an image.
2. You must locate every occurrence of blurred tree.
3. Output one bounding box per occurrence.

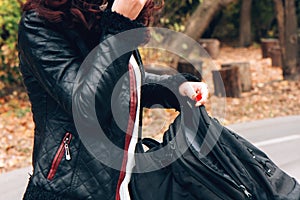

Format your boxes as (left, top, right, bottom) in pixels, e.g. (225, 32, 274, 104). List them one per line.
(209, 0, 276, 43)
(0, 0, 24, 93)
(210, 2, 240, 41)
(239, 0, 252, 47)
(162, 0, 236, 65)
(273, 0, 299, 80)
(252, 0, 276, 40)
(183, 0, 237, 41)
(152, 0, 201, 31)
(297, 1, 300, 26)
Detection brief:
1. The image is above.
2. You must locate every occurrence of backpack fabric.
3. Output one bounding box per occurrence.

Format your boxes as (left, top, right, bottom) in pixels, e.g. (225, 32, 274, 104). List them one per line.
(129, 102, 300, 200)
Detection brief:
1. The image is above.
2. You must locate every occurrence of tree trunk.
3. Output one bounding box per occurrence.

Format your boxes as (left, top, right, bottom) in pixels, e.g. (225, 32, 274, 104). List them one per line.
(260, 38, 279, 58)
(273, 0, 285, 51)
(239, 0, 253, 47)
(283, 0, 298, 79)
(184, 0, 236, 39)
(269, 46, 282, 67)
(184, 1, 222, 40)
(198, 39, 221, 59)
(212, 66, 242, 98)
(273, 0, 298, 80)
(177, 59, 203, 79)
(165, 0, 236, 66)
(221, 62, 252, 92)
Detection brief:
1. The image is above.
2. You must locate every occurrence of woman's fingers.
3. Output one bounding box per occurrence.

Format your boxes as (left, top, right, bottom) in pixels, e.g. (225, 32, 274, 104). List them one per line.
(111, 0, 148, 20)
(193, 82, 209, 106)
(179, 82, 196, 98)
(179, 82, 209, 107)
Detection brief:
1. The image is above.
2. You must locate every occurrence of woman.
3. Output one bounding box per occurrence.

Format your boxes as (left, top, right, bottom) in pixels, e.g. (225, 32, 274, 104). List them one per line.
(18, 0, 209, 199)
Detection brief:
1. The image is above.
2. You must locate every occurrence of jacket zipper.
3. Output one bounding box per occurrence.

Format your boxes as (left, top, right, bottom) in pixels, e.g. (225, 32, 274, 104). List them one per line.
(47, 132, 72, 181)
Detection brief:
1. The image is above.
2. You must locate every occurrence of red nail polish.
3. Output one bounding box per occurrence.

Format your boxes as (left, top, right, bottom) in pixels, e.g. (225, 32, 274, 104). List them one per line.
(195, 93, 202, 101)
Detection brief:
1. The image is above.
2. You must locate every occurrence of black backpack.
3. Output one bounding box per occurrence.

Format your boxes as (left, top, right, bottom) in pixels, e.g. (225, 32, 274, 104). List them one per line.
(129, 102, 300, 200)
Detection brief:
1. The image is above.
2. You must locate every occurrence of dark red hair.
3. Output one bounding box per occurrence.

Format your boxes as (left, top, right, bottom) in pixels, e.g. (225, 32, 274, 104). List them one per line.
(23, 0, 164, 32)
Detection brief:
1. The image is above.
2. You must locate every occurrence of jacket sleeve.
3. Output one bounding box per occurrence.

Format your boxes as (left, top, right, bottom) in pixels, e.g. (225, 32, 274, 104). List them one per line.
(141, 72, 201, 111)
(18, 10, 146, 120)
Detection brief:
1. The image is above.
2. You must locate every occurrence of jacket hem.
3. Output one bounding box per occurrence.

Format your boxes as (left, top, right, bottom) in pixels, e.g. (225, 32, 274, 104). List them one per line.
(23, 178, 67, 200)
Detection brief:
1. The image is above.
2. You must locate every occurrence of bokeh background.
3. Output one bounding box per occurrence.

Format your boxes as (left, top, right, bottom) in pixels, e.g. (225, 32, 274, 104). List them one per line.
(0, 0, 300, 174)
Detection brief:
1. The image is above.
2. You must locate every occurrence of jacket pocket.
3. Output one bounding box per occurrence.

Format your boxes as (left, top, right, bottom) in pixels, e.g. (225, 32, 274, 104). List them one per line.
(47, 132, 72, 181)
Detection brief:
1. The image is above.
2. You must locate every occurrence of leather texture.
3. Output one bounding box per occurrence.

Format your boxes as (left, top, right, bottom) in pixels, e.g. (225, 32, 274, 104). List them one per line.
(18, 9, 200, 200)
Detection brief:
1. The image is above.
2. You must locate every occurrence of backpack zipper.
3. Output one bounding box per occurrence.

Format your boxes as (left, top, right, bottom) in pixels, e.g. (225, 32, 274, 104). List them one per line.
(47, 132, 72, 181)
(180, 107, 253, 199)
(239, 184, 253, 198)
(247, 148, 273, 177)
(184, 142, 253, 200)
(199, 156, 252, 199)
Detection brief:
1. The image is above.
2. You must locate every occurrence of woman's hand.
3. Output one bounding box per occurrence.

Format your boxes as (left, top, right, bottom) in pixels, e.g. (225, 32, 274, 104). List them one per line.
(111, 0, 148, 20)
(179, 81, 209, 107)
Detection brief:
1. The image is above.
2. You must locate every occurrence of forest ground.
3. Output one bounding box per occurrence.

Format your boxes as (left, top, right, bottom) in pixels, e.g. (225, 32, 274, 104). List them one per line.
(0, 45, 299, 174)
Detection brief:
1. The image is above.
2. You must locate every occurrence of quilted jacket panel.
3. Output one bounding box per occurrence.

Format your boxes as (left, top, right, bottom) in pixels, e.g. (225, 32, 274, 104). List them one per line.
(18, 9, 200, 200)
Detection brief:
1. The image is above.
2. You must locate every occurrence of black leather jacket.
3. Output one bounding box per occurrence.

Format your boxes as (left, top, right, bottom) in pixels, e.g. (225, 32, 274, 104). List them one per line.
(18, 9, 199, 200)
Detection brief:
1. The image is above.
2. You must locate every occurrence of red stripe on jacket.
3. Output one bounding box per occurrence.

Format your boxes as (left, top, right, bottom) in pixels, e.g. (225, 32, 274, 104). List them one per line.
(115, 63, 138, 200)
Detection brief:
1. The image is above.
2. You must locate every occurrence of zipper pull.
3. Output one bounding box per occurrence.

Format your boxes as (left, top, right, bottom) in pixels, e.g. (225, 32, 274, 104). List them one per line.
(239, 185, 252, 199)
(64, 138, 71, 161)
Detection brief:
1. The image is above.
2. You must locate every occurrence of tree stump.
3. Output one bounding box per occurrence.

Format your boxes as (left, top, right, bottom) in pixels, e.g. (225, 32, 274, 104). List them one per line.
(198, 39, 220, 59)
(177, 59, 203, 80)
(269, 46, 282, 67)
(221, 62, 252, 92)
(144, 64, 177, 75)
(260, 38, 279, 58)
(212, 66, 241, 98)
